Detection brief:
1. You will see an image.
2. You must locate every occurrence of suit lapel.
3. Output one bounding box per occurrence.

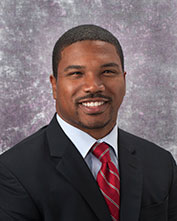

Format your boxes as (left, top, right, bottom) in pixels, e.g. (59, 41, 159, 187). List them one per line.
(47, 116, 112, 221)
(118, 129, 143, 221)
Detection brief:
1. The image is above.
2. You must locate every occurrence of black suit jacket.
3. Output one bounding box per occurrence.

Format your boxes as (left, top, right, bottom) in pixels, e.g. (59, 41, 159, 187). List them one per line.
(0, 115, 177, 221)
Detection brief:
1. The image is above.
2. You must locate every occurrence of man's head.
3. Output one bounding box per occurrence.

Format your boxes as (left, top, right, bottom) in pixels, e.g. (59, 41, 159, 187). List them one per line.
(52, 24, 124, 79)
(50, 24, 126, 139)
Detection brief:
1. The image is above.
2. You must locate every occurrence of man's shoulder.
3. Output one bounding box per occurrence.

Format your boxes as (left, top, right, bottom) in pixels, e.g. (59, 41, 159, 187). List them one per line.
(0, 124, 48, 166)
(119, 129, 177, 176)
(119, 128, 173, 160)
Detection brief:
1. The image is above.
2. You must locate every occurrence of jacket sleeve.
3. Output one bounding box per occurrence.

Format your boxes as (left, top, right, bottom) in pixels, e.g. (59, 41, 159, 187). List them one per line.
(168, 154, 177, 221)
(0, 162, 41, 220)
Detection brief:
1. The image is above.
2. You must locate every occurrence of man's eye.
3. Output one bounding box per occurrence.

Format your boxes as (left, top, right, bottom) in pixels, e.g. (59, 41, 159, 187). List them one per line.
(102, 70, 116, 75)
(68, 72, 83, 77)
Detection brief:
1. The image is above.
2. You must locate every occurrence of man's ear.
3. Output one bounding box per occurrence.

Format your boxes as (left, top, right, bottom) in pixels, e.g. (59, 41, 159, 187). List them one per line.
(123, 72, 126, 95)
(50, 75, 57, 100)
(123, 71, 126, 79)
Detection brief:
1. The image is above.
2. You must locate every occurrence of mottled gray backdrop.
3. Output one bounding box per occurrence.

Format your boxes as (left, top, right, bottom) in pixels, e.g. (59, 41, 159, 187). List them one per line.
(0, 0, 177, 161)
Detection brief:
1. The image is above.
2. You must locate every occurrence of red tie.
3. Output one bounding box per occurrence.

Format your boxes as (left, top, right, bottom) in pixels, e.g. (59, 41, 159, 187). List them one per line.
(92, 142, 120, 221)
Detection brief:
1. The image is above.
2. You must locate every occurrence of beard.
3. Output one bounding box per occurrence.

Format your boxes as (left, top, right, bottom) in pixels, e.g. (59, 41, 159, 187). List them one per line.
(77, 117, 112, 130)
(73, 108, 115, 130)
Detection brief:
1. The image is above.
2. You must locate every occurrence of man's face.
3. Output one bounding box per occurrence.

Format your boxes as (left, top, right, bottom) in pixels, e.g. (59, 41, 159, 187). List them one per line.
(50, 40, 126, 139)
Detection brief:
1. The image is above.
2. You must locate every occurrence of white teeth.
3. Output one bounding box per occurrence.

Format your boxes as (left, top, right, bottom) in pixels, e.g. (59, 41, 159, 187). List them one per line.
(82, 101, 104, 107)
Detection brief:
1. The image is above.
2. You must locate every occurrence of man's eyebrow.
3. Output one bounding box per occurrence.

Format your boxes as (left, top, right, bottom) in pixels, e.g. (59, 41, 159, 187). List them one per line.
(101, 63, 120, 68)
(64, 65, 85, 72)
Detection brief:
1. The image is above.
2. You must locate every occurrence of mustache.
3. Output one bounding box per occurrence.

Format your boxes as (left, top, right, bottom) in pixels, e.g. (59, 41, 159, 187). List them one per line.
(75, 93, 112, 104)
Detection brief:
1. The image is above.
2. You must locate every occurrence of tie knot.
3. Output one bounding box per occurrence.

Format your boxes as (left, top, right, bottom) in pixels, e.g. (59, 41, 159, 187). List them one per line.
(92, 142, 111, 163)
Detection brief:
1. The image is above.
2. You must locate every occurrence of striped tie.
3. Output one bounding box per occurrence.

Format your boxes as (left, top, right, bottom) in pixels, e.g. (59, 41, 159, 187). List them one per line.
(92, 142, 120, 221)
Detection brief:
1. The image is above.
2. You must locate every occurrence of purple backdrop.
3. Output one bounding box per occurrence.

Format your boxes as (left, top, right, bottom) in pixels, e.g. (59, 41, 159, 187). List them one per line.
(0, 0, 177, 161)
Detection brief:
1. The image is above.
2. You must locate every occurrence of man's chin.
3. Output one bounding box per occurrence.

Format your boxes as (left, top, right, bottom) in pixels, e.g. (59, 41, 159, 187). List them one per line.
(77, 119, 111, 130)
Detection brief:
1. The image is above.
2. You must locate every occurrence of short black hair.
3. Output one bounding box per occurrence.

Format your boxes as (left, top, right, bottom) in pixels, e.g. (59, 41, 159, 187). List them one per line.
(52, 24, 124, 78)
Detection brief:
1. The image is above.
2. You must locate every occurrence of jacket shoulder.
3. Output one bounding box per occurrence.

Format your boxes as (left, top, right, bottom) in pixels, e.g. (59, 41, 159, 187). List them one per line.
(118, 128, 174, 161)
(0, 125, 48, 166)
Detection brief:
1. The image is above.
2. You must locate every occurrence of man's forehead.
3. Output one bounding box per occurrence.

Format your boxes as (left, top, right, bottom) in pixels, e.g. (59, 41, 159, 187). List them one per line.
(58, 40, 122, 72)
(61, 40, 117, 54)
(60, 40, 119, 63)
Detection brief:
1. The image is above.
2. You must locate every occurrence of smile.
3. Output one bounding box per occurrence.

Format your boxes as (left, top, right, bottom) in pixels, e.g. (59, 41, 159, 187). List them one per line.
(78, 100, 110, 115)
(81, 101, 104, 107)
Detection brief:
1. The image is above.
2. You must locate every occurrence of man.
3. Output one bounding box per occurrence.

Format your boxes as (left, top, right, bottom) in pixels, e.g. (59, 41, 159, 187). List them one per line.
(0, 24, 176, 221)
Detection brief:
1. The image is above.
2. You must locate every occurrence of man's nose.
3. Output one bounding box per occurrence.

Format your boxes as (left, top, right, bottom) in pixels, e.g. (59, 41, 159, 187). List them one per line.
(83, 73, 105, 93)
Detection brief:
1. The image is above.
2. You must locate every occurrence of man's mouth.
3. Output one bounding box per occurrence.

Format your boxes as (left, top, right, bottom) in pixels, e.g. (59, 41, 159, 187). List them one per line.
(78, 99, 110, 114)
(81, 101, 104, 107)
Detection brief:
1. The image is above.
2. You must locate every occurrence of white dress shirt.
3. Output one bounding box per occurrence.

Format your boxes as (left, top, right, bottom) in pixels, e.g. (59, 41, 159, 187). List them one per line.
(56, 114, 119, 179)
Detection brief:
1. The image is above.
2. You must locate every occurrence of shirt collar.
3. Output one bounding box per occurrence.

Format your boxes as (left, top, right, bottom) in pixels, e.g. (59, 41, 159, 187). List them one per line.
(56, 114, 118, 158)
